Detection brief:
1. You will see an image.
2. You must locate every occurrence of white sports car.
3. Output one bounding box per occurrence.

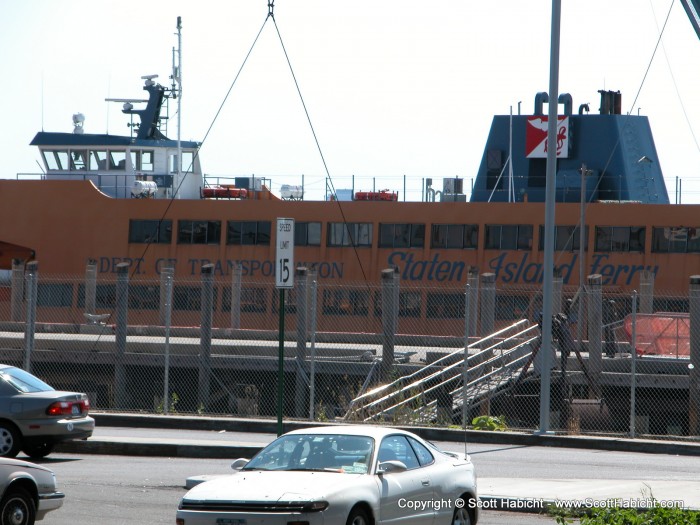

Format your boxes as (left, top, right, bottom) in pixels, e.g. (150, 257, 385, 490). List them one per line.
(0, 457, 64, 524)
(176, 425, 478, 525)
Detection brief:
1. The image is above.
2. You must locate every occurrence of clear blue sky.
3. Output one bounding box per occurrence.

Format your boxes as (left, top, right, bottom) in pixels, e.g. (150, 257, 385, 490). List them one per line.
(1, 0, 699, 202)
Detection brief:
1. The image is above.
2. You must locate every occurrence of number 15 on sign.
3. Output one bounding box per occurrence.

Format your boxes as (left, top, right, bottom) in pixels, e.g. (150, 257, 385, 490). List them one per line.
(275, 218, 295, 289)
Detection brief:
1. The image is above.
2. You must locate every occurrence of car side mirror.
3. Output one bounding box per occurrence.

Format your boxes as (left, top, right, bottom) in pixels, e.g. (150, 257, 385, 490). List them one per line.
(231, 458, 249, 470)
(378, 460, 408, 474)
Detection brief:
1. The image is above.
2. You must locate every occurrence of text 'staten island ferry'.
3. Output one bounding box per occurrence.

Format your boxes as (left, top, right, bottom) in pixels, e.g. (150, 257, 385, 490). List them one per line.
(2, 11, 700, 334)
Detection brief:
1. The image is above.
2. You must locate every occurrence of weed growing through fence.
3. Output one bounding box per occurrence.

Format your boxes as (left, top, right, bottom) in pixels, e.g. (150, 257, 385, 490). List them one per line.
(471, 415, 508, 431)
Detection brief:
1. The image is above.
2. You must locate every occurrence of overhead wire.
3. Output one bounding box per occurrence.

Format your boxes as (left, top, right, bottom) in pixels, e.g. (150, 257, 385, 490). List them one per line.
(268, 9, 371, 283)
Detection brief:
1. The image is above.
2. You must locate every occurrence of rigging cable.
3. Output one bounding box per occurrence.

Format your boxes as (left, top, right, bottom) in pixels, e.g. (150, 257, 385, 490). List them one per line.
(555, 0, 676, 275)
(86, 13, 272, 346)
(268, 8, 371, 283)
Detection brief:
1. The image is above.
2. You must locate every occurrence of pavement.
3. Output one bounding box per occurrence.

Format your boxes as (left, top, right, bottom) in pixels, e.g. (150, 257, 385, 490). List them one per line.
(55, 412, 700, 513)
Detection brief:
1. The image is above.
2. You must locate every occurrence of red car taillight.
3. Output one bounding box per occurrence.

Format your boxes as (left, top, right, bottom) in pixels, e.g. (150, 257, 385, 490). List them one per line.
(46, 398, 89, 416)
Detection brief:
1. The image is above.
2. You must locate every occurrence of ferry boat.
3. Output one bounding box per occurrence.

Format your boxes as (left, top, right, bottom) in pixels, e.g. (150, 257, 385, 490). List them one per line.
(2, 13, 700, 335)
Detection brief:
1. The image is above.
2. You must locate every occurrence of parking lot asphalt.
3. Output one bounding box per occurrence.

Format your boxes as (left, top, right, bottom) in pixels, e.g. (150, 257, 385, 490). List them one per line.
(55, 412, 700, 512)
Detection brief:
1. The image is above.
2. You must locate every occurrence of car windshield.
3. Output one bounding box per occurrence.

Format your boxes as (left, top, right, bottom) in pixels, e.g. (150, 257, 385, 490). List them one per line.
(0, 367, 54, 393)
(243, 433, 374, 474)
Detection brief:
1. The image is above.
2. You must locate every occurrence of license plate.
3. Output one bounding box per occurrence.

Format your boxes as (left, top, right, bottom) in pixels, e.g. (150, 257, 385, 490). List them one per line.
(216, 520, 246, 525)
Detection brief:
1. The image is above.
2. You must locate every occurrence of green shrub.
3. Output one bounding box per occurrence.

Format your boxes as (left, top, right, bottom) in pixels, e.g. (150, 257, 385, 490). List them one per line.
(471, 415, 507, 431)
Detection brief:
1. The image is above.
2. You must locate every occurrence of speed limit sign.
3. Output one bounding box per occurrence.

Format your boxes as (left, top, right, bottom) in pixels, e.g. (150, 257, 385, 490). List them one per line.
(275, 218, 295, 289)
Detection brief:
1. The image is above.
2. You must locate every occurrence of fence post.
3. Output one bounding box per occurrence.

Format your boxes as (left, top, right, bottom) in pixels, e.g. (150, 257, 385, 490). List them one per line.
(23, 261, 38, 372)
(468, 267, 479, 337)
(159, 261, 174, 326)
(462, 283, 471, 428)
(381, 269, 397, 382)
(308, 267, 318, 421)
(295, 267, 308, 418)
(586, 274, 603, 393)
(114, 262, 129, 409)
(639, 270, 654, 314)
(10, 259, 24, 322)
(85, 258, 97, 317)
(161, 266, 174, 414)
(629, 291, 638, 437)
(689, 276, 700, 436)
(553, 267, 563, 315)
(480, 273, 495, 337)
(231, 262, 242, 330)
(199, 264, 214, 412)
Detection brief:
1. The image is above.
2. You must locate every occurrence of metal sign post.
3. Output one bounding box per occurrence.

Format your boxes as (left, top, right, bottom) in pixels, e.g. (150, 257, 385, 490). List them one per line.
(275, 218, 295, 436)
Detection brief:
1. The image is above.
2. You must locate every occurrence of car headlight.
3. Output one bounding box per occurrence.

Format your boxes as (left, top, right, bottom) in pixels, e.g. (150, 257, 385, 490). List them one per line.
(303, 500, 329, 512)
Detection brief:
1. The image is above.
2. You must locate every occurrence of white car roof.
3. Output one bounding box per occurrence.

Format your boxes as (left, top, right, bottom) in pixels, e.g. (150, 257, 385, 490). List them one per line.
(283, 425, 413, 440)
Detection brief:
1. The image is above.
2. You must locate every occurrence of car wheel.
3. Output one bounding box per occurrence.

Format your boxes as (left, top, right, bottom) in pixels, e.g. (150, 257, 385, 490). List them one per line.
(0, 487, 36, 525)
(22, 441, 54, 459)
(452, 505, 471, 525)
(346, 506, 370, 525)
(0, 423, 21, 458)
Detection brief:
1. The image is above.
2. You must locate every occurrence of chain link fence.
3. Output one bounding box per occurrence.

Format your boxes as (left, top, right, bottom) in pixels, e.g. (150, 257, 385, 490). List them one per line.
(1, 262, 699, 443)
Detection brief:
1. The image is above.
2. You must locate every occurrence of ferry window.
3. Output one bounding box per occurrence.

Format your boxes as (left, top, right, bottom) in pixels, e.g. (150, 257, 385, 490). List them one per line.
(241, 287, 267, 313)
(90, 150, 108, 171)
(129, 285, 160, 310)
(322, 289, 369, 316)
(327, 223, 372, 247)
(172, 286, 219, 311)
(222, 286, 266, 313)
(496, 295, 530, 321)
(431, 224, 478, 249)
(70, 150, 88, 171)
(109, 151, 127, 170)
(595, 226, 645, 252)
(226, 221, 271, 245)
(538, 225, 588, 251)
(182, 151, 194, 172)
(178, 220, 221, 245)
(373, 291, 422, 318)
(485, 225, 533, 250)
(37, 283, 73, 307)
(426, 293, 465, 318)
(272, 288, 298, 314)
(652, 297, 689, 313)
(129, 220, 172, 244)
(130, 150, 154, 171)
(43, 150, 69, 171)
(379, 224, 425, 248)
(76, 284, 116, 309)
(652, 227, 700, 253)
(294, 222, 321, 247)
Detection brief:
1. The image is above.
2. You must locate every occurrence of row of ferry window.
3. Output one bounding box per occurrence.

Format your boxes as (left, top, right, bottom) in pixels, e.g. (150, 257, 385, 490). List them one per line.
(128, 220, 700, 253)
(29, 281, 692, 318)
(41, 149, 195, 172)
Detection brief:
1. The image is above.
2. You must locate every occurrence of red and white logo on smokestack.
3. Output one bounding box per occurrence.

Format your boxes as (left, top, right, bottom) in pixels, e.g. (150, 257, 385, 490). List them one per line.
(525, 116, 569, 158)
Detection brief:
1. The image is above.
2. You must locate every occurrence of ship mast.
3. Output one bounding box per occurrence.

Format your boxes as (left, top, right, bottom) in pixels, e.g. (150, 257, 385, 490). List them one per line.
(173, 16, 183, 199)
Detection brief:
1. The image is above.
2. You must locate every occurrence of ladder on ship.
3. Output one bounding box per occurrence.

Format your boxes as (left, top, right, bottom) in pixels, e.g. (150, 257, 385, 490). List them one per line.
(343, 319, 540, 424)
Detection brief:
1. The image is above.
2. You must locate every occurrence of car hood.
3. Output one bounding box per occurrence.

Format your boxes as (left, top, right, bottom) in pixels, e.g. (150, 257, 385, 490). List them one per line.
(0, 457, 52, 473)
(183, 470, 372, 503)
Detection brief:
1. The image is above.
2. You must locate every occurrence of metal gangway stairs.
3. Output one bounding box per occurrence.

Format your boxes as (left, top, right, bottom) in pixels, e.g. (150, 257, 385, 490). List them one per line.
(343, 319, 540, 424)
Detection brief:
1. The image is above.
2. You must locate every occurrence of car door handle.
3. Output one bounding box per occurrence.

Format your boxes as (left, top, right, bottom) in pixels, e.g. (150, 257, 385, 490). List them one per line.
(421, 480, 430, 486)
